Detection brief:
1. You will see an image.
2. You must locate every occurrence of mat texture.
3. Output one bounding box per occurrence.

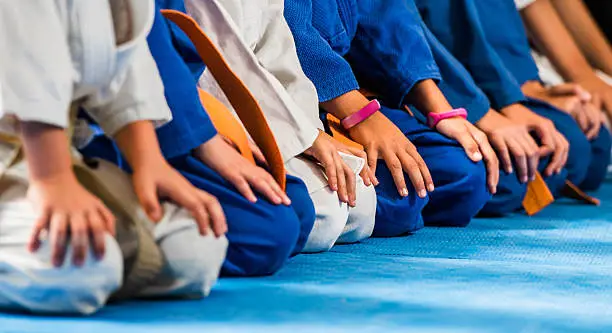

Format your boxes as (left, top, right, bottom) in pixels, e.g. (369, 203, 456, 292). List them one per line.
(2, 182, 612, 333)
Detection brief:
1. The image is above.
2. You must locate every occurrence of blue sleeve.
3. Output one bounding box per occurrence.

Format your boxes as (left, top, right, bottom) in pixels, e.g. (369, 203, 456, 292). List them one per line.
(417, 0, 526, 110)
(147, 7, 217, 159)
(424, 25, 490, 123)
(347, 0, 441, 109)
(472, 0, 540, 86)
(284, 0, 360, 102)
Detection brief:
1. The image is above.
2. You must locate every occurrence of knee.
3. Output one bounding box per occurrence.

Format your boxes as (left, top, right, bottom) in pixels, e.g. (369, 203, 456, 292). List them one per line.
(223, 203, 301, 277)
(1, 235, 123, 315)
(373, 189, 427, 237)
(371, 161, 427, 237)
(479, 173, 527, 217)
(425, 158, 489, 227)
(337, 179, 376, 244)
(302, 188, 350, 253)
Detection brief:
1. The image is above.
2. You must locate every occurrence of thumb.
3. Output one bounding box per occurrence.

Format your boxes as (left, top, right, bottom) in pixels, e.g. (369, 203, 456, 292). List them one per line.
(134, 178, 163, 222)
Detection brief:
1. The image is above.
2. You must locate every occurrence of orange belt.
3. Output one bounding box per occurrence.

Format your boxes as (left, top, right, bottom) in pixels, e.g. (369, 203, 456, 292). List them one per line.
(161, 10, 286, 190)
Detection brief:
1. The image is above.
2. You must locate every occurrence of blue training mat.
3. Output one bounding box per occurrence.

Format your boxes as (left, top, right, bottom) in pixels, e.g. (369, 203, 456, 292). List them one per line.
(2, 183, 612, 333)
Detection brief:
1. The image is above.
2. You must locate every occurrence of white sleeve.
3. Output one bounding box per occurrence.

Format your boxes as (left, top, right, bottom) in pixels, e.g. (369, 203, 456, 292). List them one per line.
(186, 0, 320, 162)
(515, 0, 538, 10)
(0, 1, 73, 129)
(83, 41, 172, 137)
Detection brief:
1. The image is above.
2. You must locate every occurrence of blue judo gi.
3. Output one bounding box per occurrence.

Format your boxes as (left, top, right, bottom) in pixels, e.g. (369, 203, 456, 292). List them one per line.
(284, 0, 490, 233)
(80, 5, 316, 277)
(417, 0, 611, 198)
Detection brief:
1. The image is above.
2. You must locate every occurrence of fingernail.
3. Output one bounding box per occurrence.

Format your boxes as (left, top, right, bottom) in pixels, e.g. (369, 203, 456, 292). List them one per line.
(418, 189, 427, 198)
(522, 176, 528, 183)
(508, 167, 513, 174)
(473, 152, 483, 161)
(531, 175, 536, 181)
(427, 184, 435, 192)
(491, 186, 497, 194)
(401, 188, 409, 197)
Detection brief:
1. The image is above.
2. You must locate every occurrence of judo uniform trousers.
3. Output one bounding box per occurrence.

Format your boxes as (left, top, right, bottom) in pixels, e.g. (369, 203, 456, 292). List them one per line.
(182, 0, 376, 252)
(0, 0, 227, 315)
(418, 0, 610, 199)
(81, 5, 317, 277)
(284, 0, 490, 232)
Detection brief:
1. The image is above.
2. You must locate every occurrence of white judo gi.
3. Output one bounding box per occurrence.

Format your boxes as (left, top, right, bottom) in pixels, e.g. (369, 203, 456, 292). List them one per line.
(185, 0, 376, 252)
(0, 0, 227, 315)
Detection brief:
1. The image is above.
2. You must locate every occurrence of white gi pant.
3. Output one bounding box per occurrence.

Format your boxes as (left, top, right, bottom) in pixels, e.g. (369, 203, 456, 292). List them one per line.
(0, 161, 228, 315)
(186, 0, 376, 253)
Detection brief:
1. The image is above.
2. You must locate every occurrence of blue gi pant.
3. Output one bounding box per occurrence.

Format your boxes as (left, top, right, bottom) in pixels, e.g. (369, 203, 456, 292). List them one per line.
(80, 136, 315, 277)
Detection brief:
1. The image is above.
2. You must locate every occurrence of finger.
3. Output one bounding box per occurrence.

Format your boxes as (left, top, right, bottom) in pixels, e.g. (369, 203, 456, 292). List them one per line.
(545, 132, 565, 176)
(574, 109, 589, 134)
(28, 207, 51, 253)
(334, 153, 349, 204)
(533, 124, 555, 156)
(366, 146, 379, 175)
(398, 150, 427, 198)
(490, 135, 512, 174)
(603, 95, 612, 114)
(320, 153, 338, 192)
(454, 130, 483, 162)
(134, 179, 163, 222)
(586, 107, 602, 139)
(250, 175, 282, 205)
(87, 210, 107, 260)
(516, 135, 539, 182)
(344, 148, 372, 187)
(382, 151, 408, 197)
(70, 213, 90, 267)
(230, 174, 258, 203)
(98, 205, 116, 236)
(411, 149, 434, 193)
(348, 147, 379, 185)
(248, 140, 268, 166)
(201, 193, 227, 237)
(343, 162, 357, 207)
(506, 138, 529, 183)
(49, 213, 68, 267)
(473, 130, 498, 194)
(556, 133, 570, 174)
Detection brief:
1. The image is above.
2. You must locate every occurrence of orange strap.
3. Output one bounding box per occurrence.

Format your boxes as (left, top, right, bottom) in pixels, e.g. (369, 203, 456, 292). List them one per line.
(198, 89, 255, 164)
(161, 10, 286, 190)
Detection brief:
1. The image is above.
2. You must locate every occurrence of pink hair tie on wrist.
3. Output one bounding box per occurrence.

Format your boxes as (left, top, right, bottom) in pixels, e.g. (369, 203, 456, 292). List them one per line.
(341, 99, 381, 130)
(427, 108, 468, 128)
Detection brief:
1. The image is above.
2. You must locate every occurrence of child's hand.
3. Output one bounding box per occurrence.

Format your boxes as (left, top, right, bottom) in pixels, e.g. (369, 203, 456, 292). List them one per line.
(349, 112, 433, 198)
(131, 160, 227, 238)
(576, 75, 612, 116)
(436, 117, 499, 194)
(304, 131, 376, 207)
(477, 110, 540, 184)
(27, 173, 115, 267)
(501, 104, 569, 176)
(195, 135, 290, 205)
(327, 135, 378, 188)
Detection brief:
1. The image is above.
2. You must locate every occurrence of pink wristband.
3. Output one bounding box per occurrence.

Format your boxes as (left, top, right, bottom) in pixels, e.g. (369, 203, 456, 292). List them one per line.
(341, 99, 381, 130)
(427, 108, 468, 128)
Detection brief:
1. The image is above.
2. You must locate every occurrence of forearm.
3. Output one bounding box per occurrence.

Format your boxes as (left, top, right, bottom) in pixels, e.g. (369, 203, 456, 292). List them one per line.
(320, 90, 371, 119)
(406, 79, 453, 115)
(20, 122, 74, 181)
(114, 121, 165, 170)
(550, 0, 612, 75)
(521, 0, 594, 81)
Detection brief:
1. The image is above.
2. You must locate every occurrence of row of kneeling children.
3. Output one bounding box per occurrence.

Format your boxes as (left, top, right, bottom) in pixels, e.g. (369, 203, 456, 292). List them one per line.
(1, 0, 611, 315)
